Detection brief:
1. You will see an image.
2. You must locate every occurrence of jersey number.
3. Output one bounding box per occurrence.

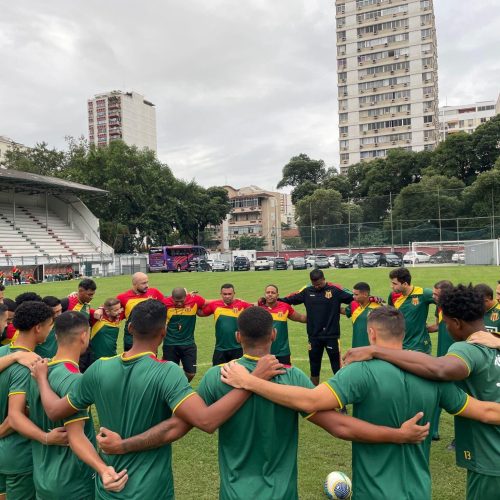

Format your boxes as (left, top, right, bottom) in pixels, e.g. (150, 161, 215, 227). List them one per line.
(463, 450, 472, 460)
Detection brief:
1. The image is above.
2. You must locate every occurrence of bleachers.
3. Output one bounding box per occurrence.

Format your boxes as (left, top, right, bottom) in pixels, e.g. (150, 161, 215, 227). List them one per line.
(0, 204, 101, 258)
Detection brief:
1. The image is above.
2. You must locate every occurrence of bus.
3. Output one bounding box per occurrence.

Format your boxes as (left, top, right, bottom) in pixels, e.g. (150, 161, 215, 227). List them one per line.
(148, 245, 208, 272)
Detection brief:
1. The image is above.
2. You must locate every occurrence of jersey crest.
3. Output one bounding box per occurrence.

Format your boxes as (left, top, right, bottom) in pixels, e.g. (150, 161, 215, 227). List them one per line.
(325, 290, 332, 299)
(490, 312, 499, 322)
(412, 297, 420, 306)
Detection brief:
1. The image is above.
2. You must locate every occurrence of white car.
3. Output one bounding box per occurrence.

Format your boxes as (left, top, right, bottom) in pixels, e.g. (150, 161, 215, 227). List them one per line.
(305, 255, 318, 268)
(403, 251, 431, 264)
(211, 260, 227, 272)
(254, 256, 271, 271)
(452, 252, 465, 263)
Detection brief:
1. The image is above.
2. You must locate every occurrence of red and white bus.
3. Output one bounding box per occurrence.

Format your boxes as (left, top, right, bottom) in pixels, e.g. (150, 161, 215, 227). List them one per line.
(148, 245, 208, 272)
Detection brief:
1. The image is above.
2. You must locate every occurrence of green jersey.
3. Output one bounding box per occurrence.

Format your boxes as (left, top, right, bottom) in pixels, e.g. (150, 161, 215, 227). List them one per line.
(90, 318, 121, 360)
(68, 352, 195, 500)
(198, 355, 314, 500)
(483, 301, 500, 333)
(0, 344, 33, 475)
(345, 302, 380, 348)
(447, 342, 500, 476)
(326, 360, 468, 500)
(163, 294, 206, 346)
(435, 307, 454, 357)
(27, 359, 95, 500)
(35, 327, 58, 358)
(259, 302, 296, 357)
(388, 286, 434, 353)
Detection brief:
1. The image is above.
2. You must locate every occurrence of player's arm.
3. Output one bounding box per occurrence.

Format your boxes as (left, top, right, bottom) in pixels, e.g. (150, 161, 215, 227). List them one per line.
(9, 393, 68, 445)
(309, 410, 429, 444)
(454, 396, 500, 425)
(66, 420, 128, 492)
(343, 346, 469, 381)
(0, 351, 41, 372)
(175, 355, 285, 433)
(31, 359, 77, 420)
(221, 361, 338, 414)
(279, 289, 306, 306)
(0, 417, 13, 438)
(97, 416, 192, 455)
(467, 331, 500, 349)
(289, 311, 307, 323)
(196, 301, 214, 317)
(427, 323, 438, 333)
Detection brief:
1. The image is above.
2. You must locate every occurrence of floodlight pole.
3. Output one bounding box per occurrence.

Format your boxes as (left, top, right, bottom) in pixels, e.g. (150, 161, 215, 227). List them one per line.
(437, 187, 442, 246)
(347, 197, 351, 253)
(389, 192, 394, 251)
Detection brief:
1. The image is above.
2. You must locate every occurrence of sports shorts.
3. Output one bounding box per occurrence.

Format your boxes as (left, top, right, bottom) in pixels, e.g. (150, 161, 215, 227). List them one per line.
(0, 472, 35, 500)
(466, 470, 500, 500)
(276, 354, 291, 365)
(308, 338, 341, 377)
(212, 348, 243, 366)
(162, 344, 197, 374)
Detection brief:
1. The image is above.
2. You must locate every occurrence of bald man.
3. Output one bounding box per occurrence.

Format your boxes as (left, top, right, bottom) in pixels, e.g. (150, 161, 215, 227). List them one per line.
(117, 273, 165, 351)
(162, 287, 207, 381)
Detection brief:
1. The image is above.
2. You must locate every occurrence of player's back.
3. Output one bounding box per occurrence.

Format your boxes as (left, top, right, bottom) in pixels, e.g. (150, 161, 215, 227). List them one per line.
(68, 352, 193, 500)
(198, 355, 313, 500)
(328, 359, 467, 500)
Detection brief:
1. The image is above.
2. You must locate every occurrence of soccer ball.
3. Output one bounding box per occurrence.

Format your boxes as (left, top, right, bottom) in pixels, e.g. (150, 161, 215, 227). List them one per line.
(324, 471, 352, 499)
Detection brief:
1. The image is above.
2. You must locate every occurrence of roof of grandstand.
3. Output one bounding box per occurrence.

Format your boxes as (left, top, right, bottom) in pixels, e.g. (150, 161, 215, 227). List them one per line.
(0, 168, 107, 195)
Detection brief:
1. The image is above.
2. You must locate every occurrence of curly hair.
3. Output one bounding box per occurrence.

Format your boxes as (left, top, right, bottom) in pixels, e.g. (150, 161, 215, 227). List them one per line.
(15, 292, 42, 306)
(439, 284, 484, 322)
(13, 301, 53, 331)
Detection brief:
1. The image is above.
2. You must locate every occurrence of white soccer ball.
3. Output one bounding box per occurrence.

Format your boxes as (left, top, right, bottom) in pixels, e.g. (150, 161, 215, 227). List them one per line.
(324, 471, 352, 499)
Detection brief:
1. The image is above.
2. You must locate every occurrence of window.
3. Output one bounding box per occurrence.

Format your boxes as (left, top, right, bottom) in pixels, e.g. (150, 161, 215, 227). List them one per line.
(338, 85, 348, 96)
(340, 153, 349, 162)
(338, 58, 347, 70)
(421, 28, 432, 39)
(339, 99, 348, 110)
(422, 72, 433, 82)
(337, 31, 346, 42)
(421, 43, 433, 54)
(357, 19, 408, 37)
(339, 126, 349, 135)
(361, 149, 387, 159)
(478, 104, 495, 111)
(424, 115, 433, 124)
(422, 57, 434, 67)
(338, 72, 347, 83)
(420, 0, 431, 9)
(337, 44, 346, 56)
(337, 17, 346, 29)
(359, 61, 410, 78)
(420, 14, 432, 25)
(336, 3, 345, 14)
(340, 140, 349, 149)
(358, 47, 409, 64)
(339, 113, 348, 123)
(359, 89, 410, 106)
(358, 33, 409, 50)
(358, 75, 410, 92)
(359, 118, 411, 133)
(357, 4, 408, 23)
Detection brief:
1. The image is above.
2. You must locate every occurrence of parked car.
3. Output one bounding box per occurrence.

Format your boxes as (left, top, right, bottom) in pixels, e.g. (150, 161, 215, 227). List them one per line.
(350, 253, 361, 266)
(233, 256, 251, 271)
(188, 258, 212, 272)
(327, 255, 337, 267)
(358, 253, 379, 268)
(314, 255, 330, 269)
(290, 257, 307, 270)
(429, 250, 455, 264)
(403, 251, 431, 264)
(452, 252, 465, 263)
(305, 255, 319, 268)
(274, 257, 288, 270)
(254, 256, 272, 271)
(211, 260, 227, 272)
(266, 256, 277, 269)
(372, 252, 403, 267)
(334, 253, 353, 268)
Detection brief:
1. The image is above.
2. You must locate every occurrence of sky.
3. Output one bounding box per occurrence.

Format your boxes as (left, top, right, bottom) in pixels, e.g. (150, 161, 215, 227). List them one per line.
(1, 1, 499, 191)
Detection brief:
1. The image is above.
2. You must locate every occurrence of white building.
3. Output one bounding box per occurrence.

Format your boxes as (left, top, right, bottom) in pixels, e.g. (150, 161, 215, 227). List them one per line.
(87, 91, 157, 151)
(336, 0, 439, 172)
(439, 96, 500, 140)
(0, 136, 27, 164)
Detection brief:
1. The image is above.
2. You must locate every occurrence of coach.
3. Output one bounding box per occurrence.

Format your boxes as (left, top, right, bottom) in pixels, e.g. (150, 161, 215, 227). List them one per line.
(279, 269, 354, 385)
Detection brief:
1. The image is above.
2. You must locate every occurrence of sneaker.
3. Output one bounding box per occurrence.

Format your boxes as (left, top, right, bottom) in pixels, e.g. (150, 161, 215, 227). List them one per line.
(446, 439, 456, 451)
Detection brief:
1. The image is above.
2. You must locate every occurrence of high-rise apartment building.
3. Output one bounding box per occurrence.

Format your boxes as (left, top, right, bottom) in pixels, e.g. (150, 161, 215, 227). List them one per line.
(336, 0, 439, 173)
(438, 95, 500, 141)
(87, 91, 157, 151)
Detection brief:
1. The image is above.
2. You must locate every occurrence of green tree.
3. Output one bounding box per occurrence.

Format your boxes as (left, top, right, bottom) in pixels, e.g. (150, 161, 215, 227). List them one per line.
(229, 235, 265, 250)
(4, 142, 66, 176)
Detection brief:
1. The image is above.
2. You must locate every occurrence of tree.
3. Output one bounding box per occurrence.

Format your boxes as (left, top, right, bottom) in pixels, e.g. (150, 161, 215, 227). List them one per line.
(229, 235, 265, 250)
(277, 154, 327, 189)
(4, 142, 66, 176)
(290, 180, 319, 205)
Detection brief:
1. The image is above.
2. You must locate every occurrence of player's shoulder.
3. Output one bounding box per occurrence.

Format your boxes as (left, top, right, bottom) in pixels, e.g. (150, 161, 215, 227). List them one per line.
(0, 344, 10, 357)
(411, 286, 425, 295)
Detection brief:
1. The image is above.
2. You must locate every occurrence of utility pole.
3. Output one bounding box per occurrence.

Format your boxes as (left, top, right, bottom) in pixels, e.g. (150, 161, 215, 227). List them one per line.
(389, 192, 394, 251)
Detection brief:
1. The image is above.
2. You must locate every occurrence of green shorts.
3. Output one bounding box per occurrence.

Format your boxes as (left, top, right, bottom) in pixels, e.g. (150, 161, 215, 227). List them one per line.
(467, 470, 500, 500)
(1, 472, 35, 500)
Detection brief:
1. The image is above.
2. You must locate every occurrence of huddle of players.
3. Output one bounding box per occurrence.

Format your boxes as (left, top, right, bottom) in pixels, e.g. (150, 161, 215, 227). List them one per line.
(0, 270, 500, 499)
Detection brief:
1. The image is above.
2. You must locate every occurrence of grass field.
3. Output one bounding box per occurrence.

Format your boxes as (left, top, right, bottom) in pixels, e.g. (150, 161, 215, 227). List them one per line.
(5, 265, 499, 499)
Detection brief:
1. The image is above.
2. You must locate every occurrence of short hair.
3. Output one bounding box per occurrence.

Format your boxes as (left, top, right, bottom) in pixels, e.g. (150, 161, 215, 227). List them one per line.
(3, 298, 17, 312)
(43, 296, 61, 308)
(310, 269, 324, 281)
(0, 304, 7, 316)
(103, 297, 121, 308)
(13, 301, 53, 331)
(353, 282, 370, 293)
(440, 284, 484, 322)
(220, 283, 234, 291)
(367, 306, 405, 340)
(54, 311, 89, 345)
(0, 284, 5, 292)
(15, 292, 42, 306)
(79, 278, 96, 291)
(389, 268, 411, 285)
(434, 280, 453, 291)
(129, 300, 166, 338)
(172, 287, 187, 300)
(237, 307, 273, 345)
(474, 284, 494, 301)
(265, 284, 279, 293)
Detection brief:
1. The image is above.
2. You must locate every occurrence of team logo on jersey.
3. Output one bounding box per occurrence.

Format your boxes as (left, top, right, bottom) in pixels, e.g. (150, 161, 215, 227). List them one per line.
(233, 308, 239, 314)
(278, 312, 283, 318)
(412, 297, 419, 306)
(495, 355, 500, 367)
(325, 290, 332, 299)
(491, 312, 499, 322)
(184, 307, 191, 313)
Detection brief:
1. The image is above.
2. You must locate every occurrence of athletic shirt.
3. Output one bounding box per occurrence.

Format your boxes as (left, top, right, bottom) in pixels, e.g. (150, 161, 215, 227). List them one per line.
(447, 342, 500, 476)
(435, 307, 454, 357)
(326, 360, 468, 500)
(388, 286, 434, 352)
(27, 359, 95, 499)
(198, 355, 314, 500)
(202, 299, 252, 351)
(117, 288, 165, 347)
(35, 326, 58, 358)
(68, 352, 194, 500)
(483, 301, 500, 333)
(162, 294, 206, 346)
(258, 302, 296, 357)
(90, 312, 123, 360)
(345, 301, 380, 348)
(0, 344, 33, 475)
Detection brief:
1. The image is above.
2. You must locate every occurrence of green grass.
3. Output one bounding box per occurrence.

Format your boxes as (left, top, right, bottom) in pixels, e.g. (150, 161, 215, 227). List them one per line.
(5, 265, 498, 499)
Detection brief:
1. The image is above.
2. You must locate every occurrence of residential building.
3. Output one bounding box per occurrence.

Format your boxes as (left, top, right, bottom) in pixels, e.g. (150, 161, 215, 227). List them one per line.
(336, 0, 439, 172)
(87, 91, 157, 151)
(217, 185, 282, 252)
(438, 95, 500, 140)
(0, 136, 27, 165)
(279, 193, 297, 228)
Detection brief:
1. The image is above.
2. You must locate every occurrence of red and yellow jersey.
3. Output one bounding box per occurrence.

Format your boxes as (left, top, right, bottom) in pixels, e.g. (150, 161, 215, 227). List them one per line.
(117, 288, 165, 320)
(259, 301, 295, 357)
(1, 323, 17, 345)
(345, 301, 380, 348)
(163, 294, 206, 346)
(65, 295, 95, 319)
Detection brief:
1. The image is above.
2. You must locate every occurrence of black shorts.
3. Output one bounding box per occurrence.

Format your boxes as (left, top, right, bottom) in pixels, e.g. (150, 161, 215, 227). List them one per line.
(308, 338, 340, 377)
(212, 348, 243, 366)
(276, 354, 291, 365)
(163, 344, 197, 374)
(79, 347, 93, 373)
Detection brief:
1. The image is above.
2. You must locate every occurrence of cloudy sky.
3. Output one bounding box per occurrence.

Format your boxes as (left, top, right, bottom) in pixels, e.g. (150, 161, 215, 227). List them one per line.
(1, 1, 499, 191)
